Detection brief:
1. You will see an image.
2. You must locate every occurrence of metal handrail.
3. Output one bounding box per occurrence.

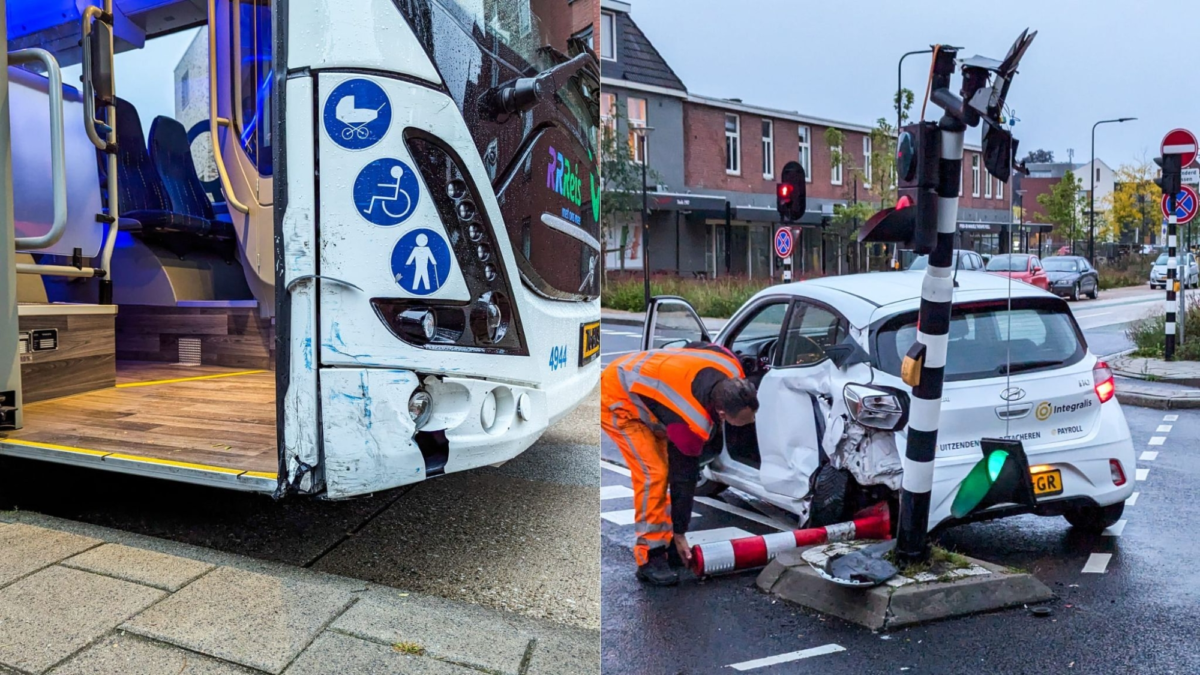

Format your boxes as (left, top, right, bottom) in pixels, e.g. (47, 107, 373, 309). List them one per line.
(207, 0, 250, 214)
(79, 5, 107, 151)
(10, 48, 67, 251)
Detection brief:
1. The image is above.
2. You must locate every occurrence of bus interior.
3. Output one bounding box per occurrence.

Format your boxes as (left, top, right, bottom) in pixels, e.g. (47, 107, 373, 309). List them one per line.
(2, 0, 281, 492)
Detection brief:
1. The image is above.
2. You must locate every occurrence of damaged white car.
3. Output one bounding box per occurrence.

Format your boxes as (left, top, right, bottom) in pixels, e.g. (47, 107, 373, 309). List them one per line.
(642, 270, 1136, 534)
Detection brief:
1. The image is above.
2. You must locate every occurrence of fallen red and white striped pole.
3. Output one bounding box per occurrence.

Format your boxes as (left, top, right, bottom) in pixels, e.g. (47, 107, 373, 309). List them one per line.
(690, 502, 892, 577)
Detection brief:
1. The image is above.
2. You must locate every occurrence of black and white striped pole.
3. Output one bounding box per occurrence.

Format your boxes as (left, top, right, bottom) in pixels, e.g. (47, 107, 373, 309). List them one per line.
(1167, 203, 1178, 360)
(896, 115, 966, 563)
(862, 32, 1036, 564)
(1156, 136, 1188, 360)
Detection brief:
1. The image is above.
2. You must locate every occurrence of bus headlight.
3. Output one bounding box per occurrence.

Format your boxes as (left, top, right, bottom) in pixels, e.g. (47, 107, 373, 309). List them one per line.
(395, 308, 436, 343)
(408, 390, 433, 429)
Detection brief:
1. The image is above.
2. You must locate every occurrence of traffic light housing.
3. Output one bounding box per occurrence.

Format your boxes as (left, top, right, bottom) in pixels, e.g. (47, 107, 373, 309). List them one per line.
(1156, 154, 1182, 197)
(777, 161, 807, 222)
(949, 438, 1038, 519)
(859, 122, 940, 254)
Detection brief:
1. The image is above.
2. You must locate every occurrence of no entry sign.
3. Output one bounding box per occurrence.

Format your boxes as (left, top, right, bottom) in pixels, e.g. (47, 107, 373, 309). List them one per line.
(774, 227, 794, 258)
(1162, 128, 1198, 168)
(1162, 185, 1199, 224)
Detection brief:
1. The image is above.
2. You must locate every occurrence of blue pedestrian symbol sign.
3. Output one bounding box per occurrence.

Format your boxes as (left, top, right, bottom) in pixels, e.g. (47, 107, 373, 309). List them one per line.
(391, 228, 452, 295)
(354, 158, 420, 226)
(324, 79, 392, 150)
(774, 227, 794, 258)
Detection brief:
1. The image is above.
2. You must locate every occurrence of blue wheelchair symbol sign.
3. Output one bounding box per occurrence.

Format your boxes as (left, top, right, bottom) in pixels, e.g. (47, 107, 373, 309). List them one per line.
(354, 158, 420, 226)
(323, 79, 392, 150)
(391, 228, 452, 295)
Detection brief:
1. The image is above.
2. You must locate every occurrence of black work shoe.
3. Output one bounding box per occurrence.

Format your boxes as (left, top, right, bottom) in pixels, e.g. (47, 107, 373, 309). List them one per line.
(636, 550, 679, 586)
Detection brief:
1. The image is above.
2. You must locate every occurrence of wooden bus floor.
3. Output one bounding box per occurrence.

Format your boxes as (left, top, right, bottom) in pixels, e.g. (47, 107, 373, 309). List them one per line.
(1, 361, 278, 475)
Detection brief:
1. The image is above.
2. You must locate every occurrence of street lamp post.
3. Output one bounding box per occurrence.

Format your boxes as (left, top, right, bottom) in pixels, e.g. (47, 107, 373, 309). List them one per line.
(632, 125, 655, 310)
(1090, 117, 1136, 264)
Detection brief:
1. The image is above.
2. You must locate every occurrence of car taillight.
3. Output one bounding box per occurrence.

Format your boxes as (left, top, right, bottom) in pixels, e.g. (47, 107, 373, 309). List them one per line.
(1093, 360, 1115, 403)
(1110, 459, 1126, 486)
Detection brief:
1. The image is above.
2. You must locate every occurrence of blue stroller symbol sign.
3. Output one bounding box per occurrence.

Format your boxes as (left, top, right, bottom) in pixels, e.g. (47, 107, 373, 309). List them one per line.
(392, 228, 452, 295)
(323, 79, 392, 150)
(354, 158, 420, 226)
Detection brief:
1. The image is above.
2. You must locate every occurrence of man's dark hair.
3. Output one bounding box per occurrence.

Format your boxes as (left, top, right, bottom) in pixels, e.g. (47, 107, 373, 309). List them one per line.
(712, 378, 759, 416)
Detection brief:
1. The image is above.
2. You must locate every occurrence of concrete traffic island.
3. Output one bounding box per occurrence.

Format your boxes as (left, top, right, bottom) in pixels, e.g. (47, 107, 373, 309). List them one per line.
(756, 542, 1053, 631)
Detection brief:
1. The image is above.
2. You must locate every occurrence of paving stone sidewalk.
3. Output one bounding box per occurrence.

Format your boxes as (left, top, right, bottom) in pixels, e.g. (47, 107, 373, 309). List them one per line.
(0, 511, 597, 675)
(1110, 355, 1200, 408)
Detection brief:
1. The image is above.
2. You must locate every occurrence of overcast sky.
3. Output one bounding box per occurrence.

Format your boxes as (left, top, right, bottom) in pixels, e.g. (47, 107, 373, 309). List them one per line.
(632, 0, 1196, 169)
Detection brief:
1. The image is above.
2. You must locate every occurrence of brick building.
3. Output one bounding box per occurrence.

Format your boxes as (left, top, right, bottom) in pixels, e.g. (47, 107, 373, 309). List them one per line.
(600, 1, 1015, 279)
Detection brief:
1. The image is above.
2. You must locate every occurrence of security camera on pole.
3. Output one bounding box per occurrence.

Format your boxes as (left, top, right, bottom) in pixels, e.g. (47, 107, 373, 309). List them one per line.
(1156, 129, 1197, 361)
(860, 31, 1037, 564)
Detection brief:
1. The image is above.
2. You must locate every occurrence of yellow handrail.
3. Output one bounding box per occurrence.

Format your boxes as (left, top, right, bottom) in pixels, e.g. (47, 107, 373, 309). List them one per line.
(207, 0, 250, 214)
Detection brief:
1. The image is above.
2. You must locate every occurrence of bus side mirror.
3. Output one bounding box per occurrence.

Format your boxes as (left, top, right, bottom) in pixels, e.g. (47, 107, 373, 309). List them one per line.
(89, 21, 114, 104)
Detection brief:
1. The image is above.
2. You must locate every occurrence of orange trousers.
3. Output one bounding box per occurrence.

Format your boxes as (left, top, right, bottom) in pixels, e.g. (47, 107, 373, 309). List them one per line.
(601, 397, 673, 566)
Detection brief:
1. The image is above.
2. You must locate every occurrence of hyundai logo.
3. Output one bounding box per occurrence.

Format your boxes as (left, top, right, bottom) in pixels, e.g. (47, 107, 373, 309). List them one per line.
(1000, 387, 1026, 402)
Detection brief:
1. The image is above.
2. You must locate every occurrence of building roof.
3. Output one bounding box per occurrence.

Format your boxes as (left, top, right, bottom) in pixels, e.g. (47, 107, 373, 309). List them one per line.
(602, 9, 687, 92)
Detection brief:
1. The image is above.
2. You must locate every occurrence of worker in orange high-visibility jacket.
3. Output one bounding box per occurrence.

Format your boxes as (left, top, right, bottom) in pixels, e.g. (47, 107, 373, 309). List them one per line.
(601, 343, 759, 586)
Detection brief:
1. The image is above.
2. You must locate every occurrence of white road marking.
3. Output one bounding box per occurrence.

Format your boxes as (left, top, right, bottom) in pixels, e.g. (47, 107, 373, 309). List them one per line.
(600, 485, 634, 500)
(1103, 519, 1127, 537)
(1136, 468, 1150, 481)
(600, 330, 642, 338)
(695, 496, 793, 532)
(1140, 451, 1159, 462)
(601, 509, 698, 526)
(1165, 414, 1179, 422)
(1156, 425, 1173, 433)
(685, 527, 754, 546)
(1126, 492, 1140, 506)
(1074, 309, 1114, 318)
(600, 349, 638, 357)
(1149, 436, 1166, 446)
(600, 459, 632, 477)
(727, 644, 846, 671)
(1082, 553, 1112, 574)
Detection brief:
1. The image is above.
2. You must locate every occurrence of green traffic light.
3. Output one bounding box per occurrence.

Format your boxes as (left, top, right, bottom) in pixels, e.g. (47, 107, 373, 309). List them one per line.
(988, 450, 1009, 482)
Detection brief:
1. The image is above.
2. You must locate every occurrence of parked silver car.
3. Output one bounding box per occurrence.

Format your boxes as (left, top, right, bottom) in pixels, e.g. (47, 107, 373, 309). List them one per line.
(1150, 252, 1199, 289)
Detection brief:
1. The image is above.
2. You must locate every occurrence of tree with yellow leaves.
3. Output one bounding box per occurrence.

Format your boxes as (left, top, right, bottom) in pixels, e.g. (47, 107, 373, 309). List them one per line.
(1102, 157, 1162, 245)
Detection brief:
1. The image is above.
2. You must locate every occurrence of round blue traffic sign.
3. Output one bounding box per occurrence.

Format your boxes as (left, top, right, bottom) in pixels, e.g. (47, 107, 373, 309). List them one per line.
(391, 228, 453, 295)
(323, 79, 392, 150)
(774, 227, 794, 258)
(353, 158, 420, 226)
(1162, 185, 1199, 225)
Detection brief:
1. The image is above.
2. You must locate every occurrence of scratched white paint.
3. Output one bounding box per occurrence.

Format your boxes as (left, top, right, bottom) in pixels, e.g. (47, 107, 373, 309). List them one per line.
(280, 76, 321, 493)
(288, 0, 441, 84)
(320, 368, 427, 498)
(299, 3, 597, 496)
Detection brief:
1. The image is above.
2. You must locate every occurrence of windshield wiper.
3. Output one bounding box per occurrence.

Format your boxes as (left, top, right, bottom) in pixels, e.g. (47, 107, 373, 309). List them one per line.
(997, 360, 1063, 375)
(483, 52, 596, 120)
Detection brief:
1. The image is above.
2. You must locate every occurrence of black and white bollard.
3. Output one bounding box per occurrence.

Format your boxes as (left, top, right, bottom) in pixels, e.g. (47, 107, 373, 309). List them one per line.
(895, 116, 966, 564)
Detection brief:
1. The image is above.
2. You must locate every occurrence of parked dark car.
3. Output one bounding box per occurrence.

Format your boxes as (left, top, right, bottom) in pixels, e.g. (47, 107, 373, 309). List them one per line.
(1043, 256, 1099, 300)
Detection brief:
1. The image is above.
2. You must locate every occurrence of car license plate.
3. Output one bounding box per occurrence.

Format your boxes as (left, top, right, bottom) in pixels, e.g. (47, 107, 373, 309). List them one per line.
(579, 320, 601, 366)
(1031, 468, 1063, 497)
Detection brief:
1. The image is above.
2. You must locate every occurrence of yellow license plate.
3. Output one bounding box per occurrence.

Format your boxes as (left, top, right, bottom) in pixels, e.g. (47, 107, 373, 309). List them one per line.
(579, 321, 601, 365)
(1031, 469, 1063, 497)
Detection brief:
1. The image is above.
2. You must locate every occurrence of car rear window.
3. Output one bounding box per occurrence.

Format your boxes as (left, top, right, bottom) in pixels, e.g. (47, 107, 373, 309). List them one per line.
(873, 299, 1086, 381)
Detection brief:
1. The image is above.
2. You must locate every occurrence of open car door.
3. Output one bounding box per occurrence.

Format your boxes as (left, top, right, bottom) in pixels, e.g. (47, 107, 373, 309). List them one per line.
(641, 296, 711, 351)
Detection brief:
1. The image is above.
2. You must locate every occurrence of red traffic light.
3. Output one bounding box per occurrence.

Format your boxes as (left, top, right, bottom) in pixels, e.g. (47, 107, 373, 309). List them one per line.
(896, 194, 913, 209)
(778, 184, 793, 199)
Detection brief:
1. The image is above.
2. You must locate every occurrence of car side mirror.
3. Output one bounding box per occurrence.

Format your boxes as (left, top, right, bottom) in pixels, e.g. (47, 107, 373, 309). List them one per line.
(660, 339, 689, 349)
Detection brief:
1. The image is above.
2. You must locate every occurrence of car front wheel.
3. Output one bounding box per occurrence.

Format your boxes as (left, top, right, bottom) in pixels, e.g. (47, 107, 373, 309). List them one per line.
(1070, 283, 1080, 301)
(1063, 502, 1124, 533)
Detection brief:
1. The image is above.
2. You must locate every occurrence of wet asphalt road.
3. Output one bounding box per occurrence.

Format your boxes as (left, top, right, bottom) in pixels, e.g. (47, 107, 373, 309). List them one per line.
(598, 294, 1197, 674)
(0, 390, 601, 630)
(600, 390, 1199, 675)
